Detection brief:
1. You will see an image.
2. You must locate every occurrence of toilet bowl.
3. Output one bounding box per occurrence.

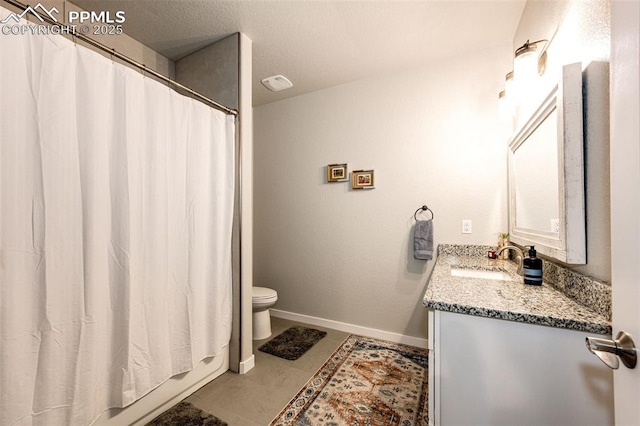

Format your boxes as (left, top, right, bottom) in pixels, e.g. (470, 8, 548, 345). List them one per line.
(252, 287, 278, 340)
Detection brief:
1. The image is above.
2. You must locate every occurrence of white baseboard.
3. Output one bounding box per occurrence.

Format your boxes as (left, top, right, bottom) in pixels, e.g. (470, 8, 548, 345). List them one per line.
(238, 354, 255, 374)
(270, 309, 428, 348)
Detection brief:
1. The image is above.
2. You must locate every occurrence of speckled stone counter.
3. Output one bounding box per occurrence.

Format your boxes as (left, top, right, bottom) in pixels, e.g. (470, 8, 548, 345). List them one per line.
(423, 245, 612, 335)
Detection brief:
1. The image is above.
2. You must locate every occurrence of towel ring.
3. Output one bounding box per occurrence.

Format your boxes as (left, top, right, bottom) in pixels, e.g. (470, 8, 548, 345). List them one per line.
(414, 205, 434, 221)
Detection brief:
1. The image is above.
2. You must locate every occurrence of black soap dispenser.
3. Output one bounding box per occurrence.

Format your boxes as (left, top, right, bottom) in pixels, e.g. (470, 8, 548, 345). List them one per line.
(523, 246, 543, 285)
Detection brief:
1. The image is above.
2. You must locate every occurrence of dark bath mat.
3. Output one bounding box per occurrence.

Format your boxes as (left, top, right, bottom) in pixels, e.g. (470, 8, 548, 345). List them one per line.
(258, 326, 327, 360)
(146, 401, 227, 426)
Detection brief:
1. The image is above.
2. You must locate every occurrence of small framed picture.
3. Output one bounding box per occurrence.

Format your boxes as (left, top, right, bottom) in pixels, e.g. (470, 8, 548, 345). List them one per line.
(351, 170, 375, 189)
(327, 163, 348, 182)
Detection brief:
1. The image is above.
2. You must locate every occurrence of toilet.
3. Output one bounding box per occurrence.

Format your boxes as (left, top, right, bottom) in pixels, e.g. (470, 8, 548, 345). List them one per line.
(252, 287, 278, 340)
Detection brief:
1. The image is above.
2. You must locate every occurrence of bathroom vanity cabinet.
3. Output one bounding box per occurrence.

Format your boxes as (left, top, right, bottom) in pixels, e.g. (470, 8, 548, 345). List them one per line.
(423, 245, 613, 426)
(427, 309, 613, 426)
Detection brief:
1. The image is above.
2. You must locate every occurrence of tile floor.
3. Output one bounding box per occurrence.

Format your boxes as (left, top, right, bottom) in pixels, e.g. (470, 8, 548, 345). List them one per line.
(185, 317, 350, 425)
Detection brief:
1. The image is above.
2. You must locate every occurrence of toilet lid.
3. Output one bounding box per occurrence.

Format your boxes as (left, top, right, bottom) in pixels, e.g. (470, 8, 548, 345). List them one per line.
(253, 286, 277, 300)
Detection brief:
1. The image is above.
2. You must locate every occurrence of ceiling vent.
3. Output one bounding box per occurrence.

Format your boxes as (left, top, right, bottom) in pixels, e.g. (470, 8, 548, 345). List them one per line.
(261, 75, 293, 92)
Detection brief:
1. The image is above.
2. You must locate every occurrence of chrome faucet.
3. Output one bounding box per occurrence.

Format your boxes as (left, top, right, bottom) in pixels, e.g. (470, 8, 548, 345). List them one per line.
(497, 245, 524, 276)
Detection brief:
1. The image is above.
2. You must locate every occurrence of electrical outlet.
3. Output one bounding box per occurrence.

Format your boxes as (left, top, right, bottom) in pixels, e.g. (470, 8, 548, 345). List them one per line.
(551, 219, 560, 233)
(462, 219, 472, 234)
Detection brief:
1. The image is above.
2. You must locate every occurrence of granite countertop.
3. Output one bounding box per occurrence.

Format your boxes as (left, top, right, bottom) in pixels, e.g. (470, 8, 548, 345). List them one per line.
(423, 252, 612, 335)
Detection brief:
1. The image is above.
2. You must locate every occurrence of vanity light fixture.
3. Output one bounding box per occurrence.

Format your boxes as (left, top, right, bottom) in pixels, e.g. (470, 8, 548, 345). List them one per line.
(513, 39, 548, 113)
(514, 39, 548, 82)
(498, 39, 548, 118)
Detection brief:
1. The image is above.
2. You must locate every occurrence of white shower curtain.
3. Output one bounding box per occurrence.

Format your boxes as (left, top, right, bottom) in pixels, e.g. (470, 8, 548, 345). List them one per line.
(0, 7, 235, 425)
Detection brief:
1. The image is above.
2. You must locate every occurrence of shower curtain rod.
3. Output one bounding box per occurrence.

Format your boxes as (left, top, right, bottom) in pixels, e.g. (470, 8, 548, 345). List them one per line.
(2, 0, 239, 116)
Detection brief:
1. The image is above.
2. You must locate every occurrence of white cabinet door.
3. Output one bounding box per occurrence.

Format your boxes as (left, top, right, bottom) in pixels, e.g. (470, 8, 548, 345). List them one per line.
(430, 310, 613, 426)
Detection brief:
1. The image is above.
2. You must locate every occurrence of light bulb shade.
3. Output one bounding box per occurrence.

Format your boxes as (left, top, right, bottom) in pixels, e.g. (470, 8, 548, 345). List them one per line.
(498, 90, 511, 120)
(505, 71, 515, 96)
(513, 42, 540, 115)
(503, 70, 517, 111)
(514, 44, 538, 84)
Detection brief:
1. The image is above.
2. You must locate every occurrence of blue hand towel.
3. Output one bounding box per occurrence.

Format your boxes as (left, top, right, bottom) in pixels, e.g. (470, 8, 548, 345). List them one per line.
(414, 219, 434, 260)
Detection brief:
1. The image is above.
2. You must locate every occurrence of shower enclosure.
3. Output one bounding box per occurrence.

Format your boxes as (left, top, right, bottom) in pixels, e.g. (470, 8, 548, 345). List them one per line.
(0, 4, 249, 425)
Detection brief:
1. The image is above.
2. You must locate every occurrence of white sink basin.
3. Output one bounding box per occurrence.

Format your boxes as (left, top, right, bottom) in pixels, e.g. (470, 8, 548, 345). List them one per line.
(450, 268, 512, 281)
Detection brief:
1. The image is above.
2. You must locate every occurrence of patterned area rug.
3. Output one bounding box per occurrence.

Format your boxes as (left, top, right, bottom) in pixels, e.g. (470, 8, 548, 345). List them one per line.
(259, 326, 328, 360)
(270, 335, 429, 425)
(146, 401, 227, 426)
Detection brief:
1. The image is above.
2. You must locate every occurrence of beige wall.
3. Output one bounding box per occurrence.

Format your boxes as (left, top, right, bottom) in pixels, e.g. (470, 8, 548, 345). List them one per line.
(254, 43, 512, 339)
(514, 0, 611, 282)
(253, 0, 612, 340)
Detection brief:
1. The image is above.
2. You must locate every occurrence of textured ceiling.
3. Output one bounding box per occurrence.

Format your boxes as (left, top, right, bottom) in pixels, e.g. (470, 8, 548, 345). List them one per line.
(70, 0, 526, 106)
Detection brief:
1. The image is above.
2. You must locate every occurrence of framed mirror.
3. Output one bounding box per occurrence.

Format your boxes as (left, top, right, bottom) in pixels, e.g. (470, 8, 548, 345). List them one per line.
(508, 62, 586, 264)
